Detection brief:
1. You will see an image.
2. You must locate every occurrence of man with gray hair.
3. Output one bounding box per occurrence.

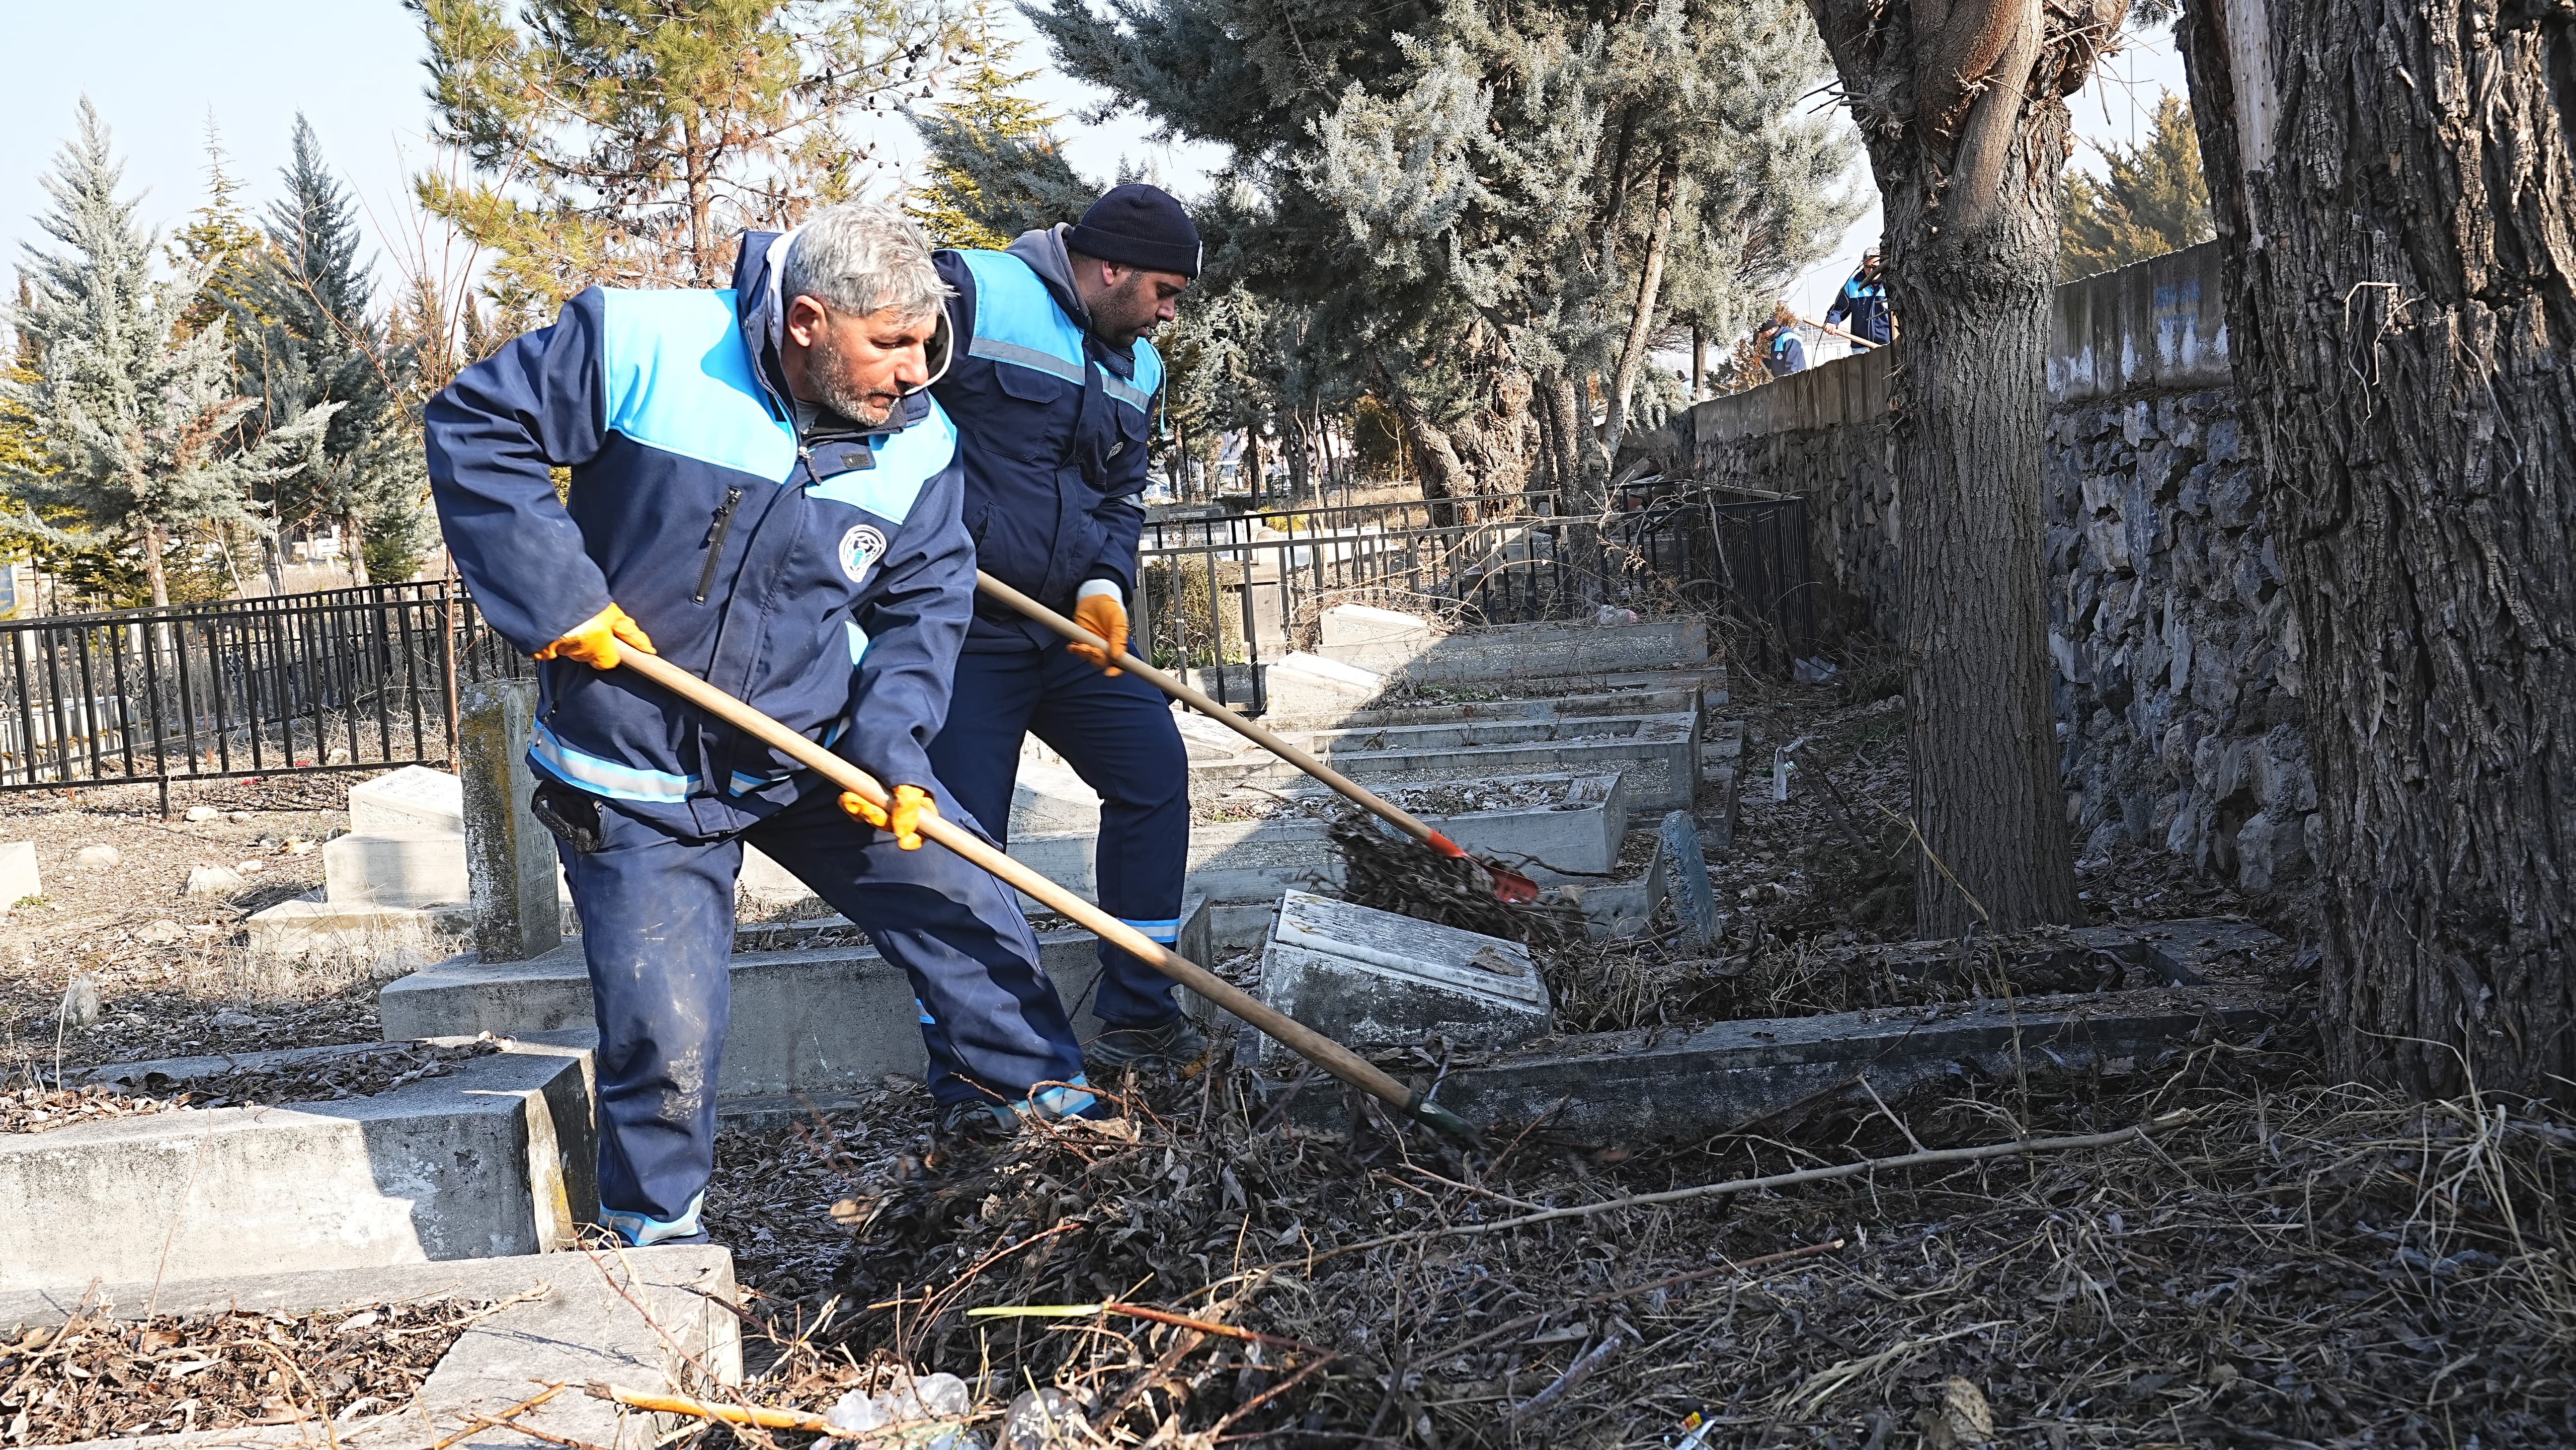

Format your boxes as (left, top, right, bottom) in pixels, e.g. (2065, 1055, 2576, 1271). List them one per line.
(426, 202, 1096, 1248)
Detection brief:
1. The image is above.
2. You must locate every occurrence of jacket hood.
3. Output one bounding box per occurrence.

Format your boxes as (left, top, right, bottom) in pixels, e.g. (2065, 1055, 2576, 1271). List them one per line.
(1005, 225, 1092, 332)
(732, 228, 954, 431)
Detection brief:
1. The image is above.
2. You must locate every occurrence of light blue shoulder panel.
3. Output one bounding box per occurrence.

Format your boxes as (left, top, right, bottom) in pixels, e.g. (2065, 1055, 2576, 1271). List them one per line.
(1097, 336, 1164, 416)
(598, 288, 798, 482)
(807, 396, 957, 524)
(958, 251, 1086, 384)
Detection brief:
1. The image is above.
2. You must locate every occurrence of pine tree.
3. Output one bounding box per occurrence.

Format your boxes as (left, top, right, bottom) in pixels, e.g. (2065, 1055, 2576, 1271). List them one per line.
(1030, 0, 1856, 516)
(408, 0, 968, 315)
(235, 115, 427, 588)
(2058, 92, 2213, 279)
(168, 117, 273, 339)
(908, 5, 1062, 250)
(0, 100, 335, 608)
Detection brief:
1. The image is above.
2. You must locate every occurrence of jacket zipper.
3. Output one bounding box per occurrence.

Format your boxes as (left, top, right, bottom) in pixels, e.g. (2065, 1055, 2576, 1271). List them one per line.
(693, 486, 745, 603)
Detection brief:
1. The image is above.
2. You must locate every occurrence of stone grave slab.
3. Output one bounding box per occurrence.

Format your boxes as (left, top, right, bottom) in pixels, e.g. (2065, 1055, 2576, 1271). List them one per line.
(1291, 984, 2280, 1140)
(1254, 890, 1552, 1068)
(350, 765, 465, 834)
(3, 1037, 594, 1294)
(326, 827, 470, 908)
(0, 1246, 739, 1450)
(1660, 810, 1719, 948)
(382, 898, 1212, 1113)
(245, 897, 470, 956)
(1318, 610, 1708, 683)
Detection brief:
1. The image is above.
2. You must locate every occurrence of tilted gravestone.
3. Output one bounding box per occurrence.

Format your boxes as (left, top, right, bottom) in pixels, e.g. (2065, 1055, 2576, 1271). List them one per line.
(457, 679, 560, 964)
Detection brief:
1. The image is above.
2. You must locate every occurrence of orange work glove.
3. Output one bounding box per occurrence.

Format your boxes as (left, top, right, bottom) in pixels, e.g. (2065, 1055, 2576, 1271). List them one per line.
(532, 603, 656, 670)
(1066, 590, 1128, 677)
(840, 784, 937, 851)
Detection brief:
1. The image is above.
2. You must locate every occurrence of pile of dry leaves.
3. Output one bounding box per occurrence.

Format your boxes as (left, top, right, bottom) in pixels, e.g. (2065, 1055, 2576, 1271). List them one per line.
(695, 1021, 2572, 1448)
(0, 1084, 189, 1136)
(2, 1298, 499, 1444)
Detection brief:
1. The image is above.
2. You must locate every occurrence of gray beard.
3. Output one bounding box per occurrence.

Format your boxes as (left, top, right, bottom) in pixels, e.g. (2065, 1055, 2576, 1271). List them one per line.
(803, 329, 897, 429)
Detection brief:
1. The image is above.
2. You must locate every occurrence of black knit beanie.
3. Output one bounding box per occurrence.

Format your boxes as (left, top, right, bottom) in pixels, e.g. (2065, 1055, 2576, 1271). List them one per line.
(1066, 184, 1201, 279)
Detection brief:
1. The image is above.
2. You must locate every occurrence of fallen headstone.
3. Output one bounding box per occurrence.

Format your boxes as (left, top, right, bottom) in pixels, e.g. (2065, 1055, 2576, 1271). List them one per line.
(1254, 890, 1552, 1067)
(1659, 810, 1719, 948)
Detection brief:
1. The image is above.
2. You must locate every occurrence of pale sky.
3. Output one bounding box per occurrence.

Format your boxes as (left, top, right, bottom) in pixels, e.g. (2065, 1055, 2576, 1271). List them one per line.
(5, 1, 2186, 358)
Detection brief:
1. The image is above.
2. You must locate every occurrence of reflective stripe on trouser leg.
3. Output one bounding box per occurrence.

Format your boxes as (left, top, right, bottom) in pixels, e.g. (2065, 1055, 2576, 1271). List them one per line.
(556, 801, 742, 1242)
(741, 784, 1085, 1111)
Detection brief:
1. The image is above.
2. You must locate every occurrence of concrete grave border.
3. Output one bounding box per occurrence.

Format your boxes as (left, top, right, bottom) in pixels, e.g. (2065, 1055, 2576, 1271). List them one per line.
(0, 1245, 738, 1450)
(2, 1037, 594, 1294)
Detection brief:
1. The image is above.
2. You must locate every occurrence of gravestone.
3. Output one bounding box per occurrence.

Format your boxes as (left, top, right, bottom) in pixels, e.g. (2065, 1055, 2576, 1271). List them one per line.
(350, 765, 466, 834)
(1254, 890, 1552, 1067)
(323, 829, 472, 908)
(458, 679, 560, 963)
(0, 842, 37, 910)
(1659, 810, 1719, 948)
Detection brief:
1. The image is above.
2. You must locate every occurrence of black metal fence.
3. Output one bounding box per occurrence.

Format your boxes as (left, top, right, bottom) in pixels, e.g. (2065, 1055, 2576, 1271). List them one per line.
(1133, 482, 1817, 714)
(0, 582, 527, 811)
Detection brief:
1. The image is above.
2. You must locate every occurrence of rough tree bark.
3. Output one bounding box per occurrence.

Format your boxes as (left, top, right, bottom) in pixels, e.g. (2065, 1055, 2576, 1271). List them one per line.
(137, 517, 171, 608)
(1802, 0, 2120, 933)
(2180, 0, 2576, 1101)
(1599, 148, 1683, 465)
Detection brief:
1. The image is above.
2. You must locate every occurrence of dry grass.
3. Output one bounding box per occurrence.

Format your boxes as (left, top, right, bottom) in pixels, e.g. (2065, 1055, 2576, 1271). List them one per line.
(692, 1025, 2575, 1448)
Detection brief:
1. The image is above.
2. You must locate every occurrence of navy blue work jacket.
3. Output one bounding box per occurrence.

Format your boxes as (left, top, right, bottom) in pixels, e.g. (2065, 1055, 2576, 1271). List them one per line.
(1824, 267, 1892, 347)
(930, 227, 1163, 646)
(423, 229, 974, 834)
(1764, 329, 1808, 377)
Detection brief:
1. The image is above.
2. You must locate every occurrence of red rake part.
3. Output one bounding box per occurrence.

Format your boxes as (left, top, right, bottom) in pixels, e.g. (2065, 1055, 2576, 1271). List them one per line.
(1427, 831, 1541, 903)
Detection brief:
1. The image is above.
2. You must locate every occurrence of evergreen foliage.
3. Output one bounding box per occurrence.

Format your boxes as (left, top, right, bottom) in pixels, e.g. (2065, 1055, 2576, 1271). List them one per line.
(1024, 0, 1858, 497)
(0, 101, 336, 608)
(2059, 92, 2213, 279)
(168, 119, 274, 340)
(907, 6, 1062, 250)
(408, 0, 968, 322)
(235, 116, 430, 586)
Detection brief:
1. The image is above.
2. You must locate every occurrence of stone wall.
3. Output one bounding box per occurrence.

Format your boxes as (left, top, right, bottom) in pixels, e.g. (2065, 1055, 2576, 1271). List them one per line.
(1663, 244, 2315, 893)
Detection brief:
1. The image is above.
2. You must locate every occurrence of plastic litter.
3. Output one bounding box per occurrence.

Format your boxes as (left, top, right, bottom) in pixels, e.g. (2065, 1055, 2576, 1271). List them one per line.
(1000, 1387, 1092, 1450)
(817, 1372, 982, 1450)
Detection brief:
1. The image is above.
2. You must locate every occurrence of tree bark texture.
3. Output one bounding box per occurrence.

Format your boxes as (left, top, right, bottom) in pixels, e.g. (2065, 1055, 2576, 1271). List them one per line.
(2181, 0, 2576, 1101)
(1804, 0, 2117, 933)
(138, 518, 171, 609)
(1600, 149, 1682, 465)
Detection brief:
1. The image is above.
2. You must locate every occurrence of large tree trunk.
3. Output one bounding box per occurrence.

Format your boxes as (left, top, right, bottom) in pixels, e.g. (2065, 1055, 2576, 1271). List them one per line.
(2181, 0, 2576, 1101)
(1805, 0, 2103, 933)
(1599, 149, 1681, 465)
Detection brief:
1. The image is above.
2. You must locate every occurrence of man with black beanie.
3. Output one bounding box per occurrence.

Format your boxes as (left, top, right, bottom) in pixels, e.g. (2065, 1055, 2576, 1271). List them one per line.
(922, 184, 1205, 1123)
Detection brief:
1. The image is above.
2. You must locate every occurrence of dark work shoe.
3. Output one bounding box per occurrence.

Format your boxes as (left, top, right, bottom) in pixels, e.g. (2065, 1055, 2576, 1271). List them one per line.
(1083, 1015, 1210, 1076)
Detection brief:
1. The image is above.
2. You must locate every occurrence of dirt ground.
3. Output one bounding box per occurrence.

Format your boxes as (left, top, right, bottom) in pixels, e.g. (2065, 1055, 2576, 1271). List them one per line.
(0, 772, 430, 1089)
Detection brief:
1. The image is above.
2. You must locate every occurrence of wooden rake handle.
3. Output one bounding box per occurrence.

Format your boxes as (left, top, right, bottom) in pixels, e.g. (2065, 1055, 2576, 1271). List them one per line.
(973, 572, 1471, 862)
(611, 650, 1476, 1144)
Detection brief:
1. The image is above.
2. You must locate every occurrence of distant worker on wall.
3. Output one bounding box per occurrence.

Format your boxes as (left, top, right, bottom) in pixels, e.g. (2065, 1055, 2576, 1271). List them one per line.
(1824, 244, 1893, 348)
(1758, 304, 1808, 378)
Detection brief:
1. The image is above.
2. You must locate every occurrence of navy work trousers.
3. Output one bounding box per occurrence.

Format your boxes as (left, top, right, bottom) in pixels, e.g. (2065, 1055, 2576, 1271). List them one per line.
(927, 635, 1189, 1029)
(553, 779, 1087, 1246)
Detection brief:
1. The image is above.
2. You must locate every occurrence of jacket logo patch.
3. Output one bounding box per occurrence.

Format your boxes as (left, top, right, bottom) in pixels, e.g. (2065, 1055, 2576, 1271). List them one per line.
(839, 523, 889, 584)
